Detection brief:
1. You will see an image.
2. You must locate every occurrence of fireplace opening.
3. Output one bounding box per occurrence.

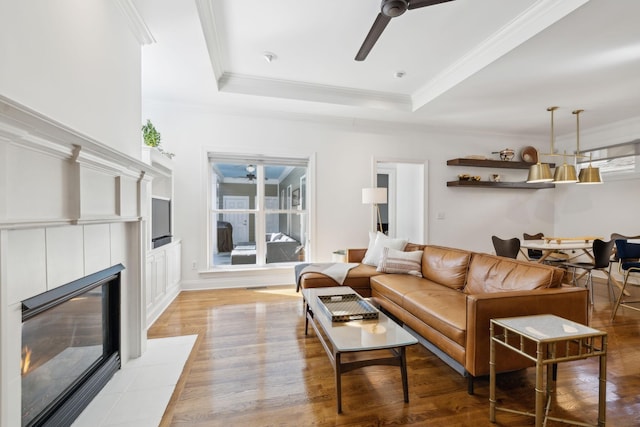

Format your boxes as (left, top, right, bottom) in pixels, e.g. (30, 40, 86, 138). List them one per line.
(21, 264, 124, 427)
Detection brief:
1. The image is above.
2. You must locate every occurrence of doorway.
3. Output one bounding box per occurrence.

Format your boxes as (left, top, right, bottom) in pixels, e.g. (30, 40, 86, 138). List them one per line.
(376, 160, 426, 243)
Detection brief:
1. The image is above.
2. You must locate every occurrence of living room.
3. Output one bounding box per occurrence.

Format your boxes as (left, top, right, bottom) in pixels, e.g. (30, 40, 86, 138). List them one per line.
(2, 0, 640, 426)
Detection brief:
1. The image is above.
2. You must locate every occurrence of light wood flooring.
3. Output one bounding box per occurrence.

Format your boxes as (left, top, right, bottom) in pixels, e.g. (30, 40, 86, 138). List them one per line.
(149, 282, 640, 426)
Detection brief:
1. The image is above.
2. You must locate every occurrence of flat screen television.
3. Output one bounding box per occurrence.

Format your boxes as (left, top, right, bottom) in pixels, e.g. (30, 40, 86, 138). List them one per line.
(151, 198, 171, 248)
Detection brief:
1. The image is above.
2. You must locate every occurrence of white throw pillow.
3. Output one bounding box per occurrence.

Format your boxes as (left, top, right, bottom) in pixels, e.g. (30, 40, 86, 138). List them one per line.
(362, 232, 408, 266)
(270, 232, 283, 242)
(377, 247, 423, 277)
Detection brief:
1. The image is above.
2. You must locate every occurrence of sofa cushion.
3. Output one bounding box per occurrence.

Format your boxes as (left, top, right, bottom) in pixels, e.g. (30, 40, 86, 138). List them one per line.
(377, 247, 423, 277)
(362, 232, 408, 266)
(421, 245, 472, 290)
(465, 253, 561, 294)
(371, 274, 431, 307)
(402, 287, 467, 347)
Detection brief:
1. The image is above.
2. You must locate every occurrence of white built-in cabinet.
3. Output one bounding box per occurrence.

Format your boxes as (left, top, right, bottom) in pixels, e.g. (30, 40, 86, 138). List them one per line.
(146, 239, 181, 327)
(144, 148, 181, 328)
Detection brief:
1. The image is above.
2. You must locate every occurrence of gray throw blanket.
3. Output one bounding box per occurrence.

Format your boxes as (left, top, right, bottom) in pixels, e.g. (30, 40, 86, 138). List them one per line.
(295, 263, 359, 292)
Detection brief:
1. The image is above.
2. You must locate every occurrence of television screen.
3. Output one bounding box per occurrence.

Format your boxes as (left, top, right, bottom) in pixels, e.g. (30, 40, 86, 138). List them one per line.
(151, 198, 171, 242)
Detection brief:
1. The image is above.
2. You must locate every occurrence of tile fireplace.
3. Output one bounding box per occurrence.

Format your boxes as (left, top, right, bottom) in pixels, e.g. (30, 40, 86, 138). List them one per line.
(20, 265, 124, 427)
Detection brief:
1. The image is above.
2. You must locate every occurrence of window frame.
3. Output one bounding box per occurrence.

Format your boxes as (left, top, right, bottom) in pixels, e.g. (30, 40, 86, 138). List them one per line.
(207, 153, 310, 269)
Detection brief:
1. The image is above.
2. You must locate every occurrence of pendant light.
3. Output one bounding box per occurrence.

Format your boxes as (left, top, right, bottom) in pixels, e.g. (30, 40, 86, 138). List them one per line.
(551, 106, 578, 183)
(575, 109, 603, 184)
(526, 106, 556, 183)
(553, 150, 578, 183)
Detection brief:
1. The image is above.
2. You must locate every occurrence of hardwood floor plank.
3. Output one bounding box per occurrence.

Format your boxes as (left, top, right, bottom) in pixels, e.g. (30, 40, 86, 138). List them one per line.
(149, 284, 640, 426)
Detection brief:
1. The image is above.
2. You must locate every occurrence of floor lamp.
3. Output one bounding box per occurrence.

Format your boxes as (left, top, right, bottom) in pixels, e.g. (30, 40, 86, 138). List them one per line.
(362, 187, 387, 233)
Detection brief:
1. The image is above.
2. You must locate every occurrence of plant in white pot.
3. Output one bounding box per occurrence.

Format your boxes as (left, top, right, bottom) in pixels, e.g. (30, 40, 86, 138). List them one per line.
(141, 119, 174, 158)
(142, 119, 161, 147)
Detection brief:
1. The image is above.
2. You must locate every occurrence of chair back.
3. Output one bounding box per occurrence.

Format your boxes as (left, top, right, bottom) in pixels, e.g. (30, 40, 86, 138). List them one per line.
(492, 236, 520, 259)
(523, 232, 544, 259)
(592, 239, 615, 269)
(615, 239, 640, 263)
(610, 233, 640, 261)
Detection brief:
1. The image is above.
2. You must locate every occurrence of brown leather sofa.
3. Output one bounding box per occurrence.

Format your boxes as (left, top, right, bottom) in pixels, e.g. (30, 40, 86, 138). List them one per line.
(299, 243, 589, 392)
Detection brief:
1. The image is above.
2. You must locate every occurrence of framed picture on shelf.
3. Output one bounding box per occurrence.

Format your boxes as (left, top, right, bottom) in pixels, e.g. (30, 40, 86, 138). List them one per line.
(292, 188, 300, 206)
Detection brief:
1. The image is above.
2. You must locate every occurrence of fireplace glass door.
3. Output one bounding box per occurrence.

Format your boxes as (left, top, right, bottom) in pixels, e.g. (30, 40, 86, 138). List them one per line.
(21, 265, 122, 427)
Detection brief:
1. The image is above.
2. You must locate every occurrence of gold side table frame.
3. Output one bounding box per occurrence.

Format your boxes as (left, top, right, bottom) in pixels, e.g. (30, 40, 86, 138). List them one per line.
(490, 314, 607, 427)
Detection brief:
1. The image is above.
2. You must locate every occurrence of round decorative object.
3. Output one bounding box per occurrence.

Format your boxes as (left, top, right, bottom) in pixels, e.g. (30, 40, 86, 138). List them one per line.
(499, 148, 515, 161)
(521, 146, 538, 163)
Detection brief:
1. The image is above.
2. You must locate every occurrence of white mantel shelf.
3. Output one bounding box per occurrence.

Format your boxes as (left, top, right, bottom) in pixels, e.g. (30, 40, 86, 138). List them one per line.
(0, 95, 168, 229)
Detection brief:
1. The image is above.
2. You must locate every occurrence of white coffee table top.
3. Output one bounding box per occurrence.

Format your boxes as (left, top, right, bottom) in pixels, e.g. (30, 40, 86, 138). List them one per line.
(303, 287, 417, 352)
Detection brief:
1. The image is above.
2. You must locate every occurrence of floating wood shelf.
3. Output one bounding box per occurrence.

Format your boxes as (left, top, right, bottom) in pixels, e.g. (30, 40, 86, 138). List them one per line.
(447, 180, 555, 189)
(446, 158, 556, 169)
(446, 158, 556, 190)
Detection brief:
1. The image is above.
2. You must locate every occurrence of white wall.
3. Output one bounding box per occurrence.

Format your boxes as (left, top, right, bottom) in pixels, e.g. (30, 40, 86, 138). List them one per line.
(144, 101, 558, 287)
(396, 162, 424, 243)
(0, 0, 142, 159)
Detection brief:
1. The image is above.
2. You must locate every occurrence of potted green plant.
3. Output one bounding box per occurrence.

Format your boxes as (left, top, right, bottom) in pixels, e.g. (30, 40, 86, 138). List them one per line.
(141, 119, 161, 148)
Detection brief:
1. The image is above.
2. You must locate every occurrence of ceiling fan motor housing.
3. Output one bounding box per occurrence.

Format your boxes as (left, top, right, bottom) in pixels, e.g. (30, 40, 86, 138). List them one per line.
(381, 0, 408, 17)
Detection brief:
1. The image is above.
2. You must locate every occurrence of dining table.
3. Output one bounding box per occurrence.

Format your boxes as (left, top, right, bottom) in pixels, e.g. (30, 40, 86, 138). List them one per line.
(520, 237, 630, 296)
(519, 238, 599, 264)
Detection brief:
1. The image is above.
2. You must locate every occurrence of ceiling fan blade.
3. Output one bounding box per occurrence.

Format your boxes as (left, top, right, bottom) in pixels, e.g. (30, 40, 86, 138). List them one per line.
(408, 0, 455, 10)
(355, 13, 392, 61)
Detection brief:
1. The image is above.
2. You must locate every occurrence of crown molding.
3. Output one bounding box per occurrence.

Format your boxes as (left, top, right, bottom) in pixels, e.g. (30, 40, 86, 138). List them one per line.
(412, 0, 590, 111)
(113, 0, 156, 45)
(219, 73, 411, 111)
(195, 0, 224, 87)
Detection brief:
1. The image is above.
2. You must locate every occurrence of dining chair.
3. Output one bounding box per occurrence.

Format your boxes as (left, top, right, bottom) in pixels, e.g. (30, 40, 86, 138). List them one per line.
(563, 239, 615, 305)
(608, 233, 640, 294)
(611, 239, 640, 321)
(522, 232, 544, 261)
(491, 236, 520, 259)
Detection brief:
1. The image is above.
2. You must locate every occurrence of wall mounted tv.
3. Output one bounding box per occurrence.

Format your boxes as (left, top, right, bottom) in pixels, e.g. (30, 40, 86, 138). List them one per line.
(151, 197, 172, 248)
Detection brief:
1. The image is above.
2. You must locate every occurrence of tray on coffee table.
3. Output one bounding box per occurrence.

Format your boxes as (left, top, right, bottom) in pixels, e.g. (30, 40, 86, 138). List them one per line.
(317, 293, 379, 322)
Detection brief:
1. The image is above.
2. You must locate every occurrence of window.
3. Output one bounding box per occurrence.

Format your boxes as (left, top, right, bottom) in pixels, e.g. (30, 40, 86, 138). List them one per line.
(209, 155, 309, 268)
(578, 139, 640, 175)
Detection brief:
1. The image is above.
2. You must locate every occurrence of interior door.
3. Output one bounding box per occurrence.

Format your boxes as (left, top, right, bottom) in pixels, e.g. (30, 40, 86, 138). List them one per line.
(223, 196, 249, 244)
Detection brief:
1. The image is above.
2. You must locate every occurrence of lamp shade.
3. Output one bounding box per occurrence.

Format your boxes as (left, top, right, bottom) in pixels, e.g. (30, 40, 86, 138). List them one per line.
(553, 163, 578, 183)
(578, 165, 603, 184)
(526, 163, 553, 183)
(362, 187, 387, 204)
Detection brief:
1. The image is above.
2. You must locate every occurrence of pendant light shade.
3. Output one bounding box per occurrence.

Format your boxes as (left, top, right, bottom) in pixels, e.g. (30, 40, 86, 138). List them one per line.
(553, 153, 578, 183)
(578, 165, 602, 184)
(527, 162, 553, 183)
(573, 110, 603, 184)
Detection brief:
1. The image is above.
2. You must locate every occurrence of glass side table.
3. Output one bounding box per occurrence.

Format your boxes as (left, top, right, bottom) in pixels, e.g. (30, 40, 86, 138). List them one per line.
(489, 314, 607, 427)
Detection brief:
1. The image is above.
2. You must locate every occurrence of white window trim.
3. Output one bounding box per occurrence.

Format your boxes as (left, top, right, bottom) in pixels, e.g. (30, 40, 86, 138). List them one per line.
(205, 153, 314, 271)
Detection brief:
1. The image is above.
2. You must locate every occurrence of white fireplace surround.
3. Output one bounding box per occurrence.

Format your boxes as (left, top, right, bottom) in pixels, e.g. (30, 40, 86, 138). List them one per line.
(0, 96, 166, 427)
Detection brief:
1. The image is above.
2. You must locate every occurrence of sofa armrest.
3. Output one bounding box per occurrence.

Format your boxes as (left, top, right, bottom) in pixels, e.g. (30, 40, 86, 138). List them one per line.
(465, 287, 589, 377)
(347, 248, 367, 263)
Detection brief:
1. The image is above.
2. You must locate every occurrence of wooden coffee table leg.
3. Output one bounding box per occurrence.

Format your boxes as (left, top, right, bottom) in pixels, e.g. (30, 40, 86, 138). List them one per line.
(400, 347, 409, 403)
(335, 351, 342, 413)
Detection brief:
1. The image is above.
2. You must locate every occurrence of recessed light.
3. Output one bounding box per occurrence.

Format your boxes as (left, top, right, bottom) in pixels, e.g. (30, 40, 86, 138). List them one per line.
(263, 52, 277, 63)
(394, 71, 406, 78)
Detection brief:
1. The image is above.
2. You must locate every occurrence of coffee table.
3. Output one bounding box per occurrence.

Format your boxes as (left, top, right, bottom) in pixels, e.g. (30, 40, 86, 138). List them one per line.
(302, 287, 418, 413)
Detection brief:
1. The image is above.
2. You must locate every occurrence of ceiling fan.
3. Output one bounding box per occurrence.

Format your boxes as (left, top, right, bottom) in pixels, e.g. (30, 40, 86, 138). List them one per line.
(355, 0, 455, 61)
(243, 165, 256, 181)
